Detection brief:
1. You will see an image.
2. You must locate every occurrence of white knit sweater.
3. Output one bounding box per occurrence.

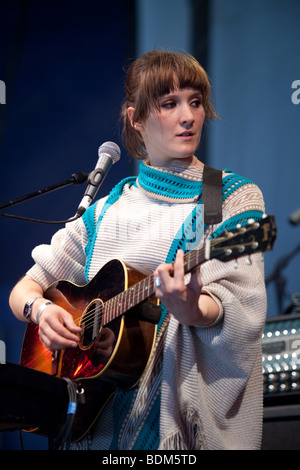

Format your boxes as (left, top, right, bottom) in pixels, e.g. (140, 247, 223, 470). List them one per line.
(27, 161, 267, 450)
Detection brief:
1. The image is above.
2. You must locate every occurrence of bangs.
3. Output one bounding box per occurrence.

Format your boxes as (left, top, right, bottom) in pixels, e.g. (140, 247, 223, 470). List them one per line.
(135, 52, 210, 116)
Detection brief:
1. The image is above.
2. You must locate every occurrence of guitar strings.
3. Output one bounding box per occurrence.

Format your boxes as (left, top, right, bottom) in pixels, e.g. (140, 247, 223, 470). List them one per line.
(28, 273, 159, 366)
(43, 236, 243, 333)
(68, 246, 204, 330)
(29, 224, 266, 367)
(27, 222, 269, 369)
(69, 247, 205, 331)
(69, 272, 157, 330)
(46, 223, 263, 333)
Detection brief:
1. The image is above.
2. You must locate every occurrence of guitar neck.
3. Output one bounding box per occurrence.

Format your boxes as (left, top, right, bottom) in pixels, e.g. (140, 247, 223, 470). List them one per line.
(103, 245, 206, 325)
(183, 245, 207, 275)
(102, 214, 277, 325)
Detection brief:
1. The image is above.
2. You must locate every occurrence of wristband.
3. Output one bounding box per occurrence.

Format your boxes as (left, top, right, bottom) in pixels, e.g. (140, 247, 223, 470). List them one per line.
(36, 301, 55, 325)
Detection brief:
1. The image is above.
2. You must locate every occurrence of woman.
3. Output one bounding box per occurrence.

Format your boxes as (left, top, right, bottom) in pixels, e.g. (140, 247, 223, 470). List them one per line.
(9, 50, 267, 450)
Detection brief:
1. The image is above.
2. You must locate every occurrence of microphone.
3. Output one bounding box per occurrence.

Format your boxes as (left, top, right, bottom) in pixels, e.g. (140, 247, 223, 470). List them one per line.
(76, 141, 120, 216)
(289, 206, 300, 226)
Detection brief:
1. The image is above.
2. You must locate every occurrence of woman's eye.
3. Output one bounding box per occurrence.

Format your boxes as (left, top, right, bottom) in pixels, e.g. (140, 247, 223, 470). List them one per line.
(161, 101, 176, 109)
(191, 98, 202, 107)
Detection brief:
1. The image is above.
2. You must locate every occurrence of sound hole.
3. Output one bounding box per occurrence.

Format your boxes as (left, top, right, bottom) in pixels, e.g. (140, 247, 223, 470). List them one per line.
(80, 299, 103, 348)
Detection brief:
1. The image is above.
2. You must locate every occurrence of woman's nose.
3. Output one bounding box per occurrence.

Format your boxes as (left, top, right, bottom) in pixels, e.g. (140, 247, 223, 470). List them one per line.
(180, 104, 195, 126)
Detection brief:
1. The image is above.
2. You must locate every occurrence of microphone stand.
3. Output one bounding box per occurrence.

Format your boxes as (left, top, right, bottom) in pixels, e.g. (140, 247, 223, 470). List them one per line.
(266, 242, 300, 315)
(0, 172, 88, 224)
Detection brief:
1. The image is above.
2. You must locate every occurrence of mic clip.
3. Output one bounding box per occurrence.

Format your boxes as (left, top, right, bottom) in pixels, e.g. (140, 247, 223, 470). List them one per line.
(86, 168, 105, 188)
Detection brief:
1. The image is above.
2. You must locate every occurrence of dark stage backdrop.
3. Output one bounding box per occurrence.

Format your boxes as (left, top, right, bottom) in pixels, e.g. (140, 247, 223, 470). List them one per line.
(0, 0, 135, 449)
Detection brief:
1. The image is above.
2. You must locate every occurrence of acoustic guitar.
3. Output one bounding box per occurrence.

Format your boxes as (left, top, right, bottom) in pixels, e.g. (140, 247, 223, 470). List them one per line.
(20, 215, 277, 442)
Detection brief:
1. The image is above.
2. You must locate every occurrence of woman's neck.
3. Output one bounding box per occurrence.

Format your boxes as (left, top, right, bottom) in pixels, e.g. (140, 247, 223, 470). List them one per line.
(146, 155, 203, 170)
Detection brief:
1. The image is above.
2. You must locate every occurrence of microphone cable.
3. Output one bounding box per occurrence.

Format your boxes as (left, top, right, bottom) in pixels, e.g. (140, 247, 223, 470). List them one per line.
(49, 378, 79, 450)
(0, 171, 88, 224)
(0, 211, 82, 225)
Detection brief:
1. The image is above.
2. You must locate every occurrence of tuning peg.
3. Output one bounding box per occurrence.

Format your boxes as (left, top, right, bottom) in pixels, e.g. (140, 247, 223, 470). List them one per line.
(225, 230, 234, 238)
(235, 223, 246, 233)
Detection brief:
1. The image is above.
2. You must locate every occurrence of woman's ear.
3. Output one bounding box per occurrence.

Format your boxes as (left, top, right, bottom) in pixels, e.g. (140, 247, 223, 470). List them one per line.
(127, 107, 144, 131)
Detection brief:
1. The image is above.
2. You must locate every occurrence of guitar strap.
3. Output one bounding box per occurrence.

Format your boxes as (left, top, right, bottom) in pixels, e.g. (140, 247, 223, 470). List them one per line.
(202, 165, 223, 224)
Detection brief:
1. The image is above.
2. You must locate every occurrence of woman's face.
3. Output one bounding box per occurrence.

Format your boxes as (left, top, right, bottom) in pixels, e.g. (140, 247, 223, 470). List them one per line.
(131, 88, 205, 167)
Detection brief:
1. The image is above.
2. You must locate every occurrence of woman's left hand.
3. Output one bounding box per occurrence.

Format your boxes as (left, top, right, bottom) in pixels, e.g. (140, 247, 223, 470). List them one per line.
(153, 249, 219, 327)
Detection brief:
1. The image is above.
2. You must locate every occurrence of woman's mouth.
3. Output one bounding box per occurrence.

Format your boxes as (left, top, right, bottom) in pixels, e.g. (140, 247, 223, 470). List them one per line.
(177, 131, 195, 140)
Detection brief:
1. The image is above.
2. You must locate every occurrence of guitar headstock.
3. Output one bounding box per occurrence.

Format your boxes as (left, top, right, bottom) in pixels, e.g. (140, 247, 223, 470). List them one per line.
(205, 215, 277, 262)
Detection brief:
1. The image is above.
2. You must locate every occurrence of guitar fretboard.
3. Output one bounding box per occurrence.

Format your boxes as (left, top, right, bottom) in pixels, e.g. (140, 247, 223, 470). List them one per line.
(102, 245, 207, 325)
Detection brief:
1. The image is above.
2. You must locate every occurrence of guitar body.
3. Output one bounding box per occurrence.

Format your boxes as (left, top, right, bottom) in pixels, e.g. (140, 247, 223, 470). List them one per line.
(20, 259, 159, 442)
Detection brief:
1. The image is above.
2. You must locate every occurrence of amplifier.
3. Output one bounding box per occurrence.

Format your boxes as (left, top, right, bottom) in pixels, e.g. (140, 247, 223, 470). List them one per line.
(263, 313, 300, 402)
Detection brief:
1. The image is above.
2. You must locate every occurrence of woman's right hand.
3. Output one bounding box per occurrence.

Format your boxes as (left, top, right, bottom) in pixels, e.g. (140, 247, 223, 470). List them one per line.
(34, 302, 82, 352)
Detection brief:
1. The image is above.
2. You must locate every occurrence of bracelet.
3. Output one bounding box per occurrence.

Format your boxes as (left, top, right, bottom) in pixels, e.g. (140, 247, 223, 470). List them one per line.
(23, 296, 44, 323)
(36, 301, 55, 325)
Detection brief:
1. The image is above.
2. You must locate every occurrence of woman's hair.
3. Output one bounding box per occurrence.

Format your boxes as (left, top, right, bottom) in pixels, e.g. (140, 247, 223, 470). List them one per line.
(121, 50, 218, 159)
